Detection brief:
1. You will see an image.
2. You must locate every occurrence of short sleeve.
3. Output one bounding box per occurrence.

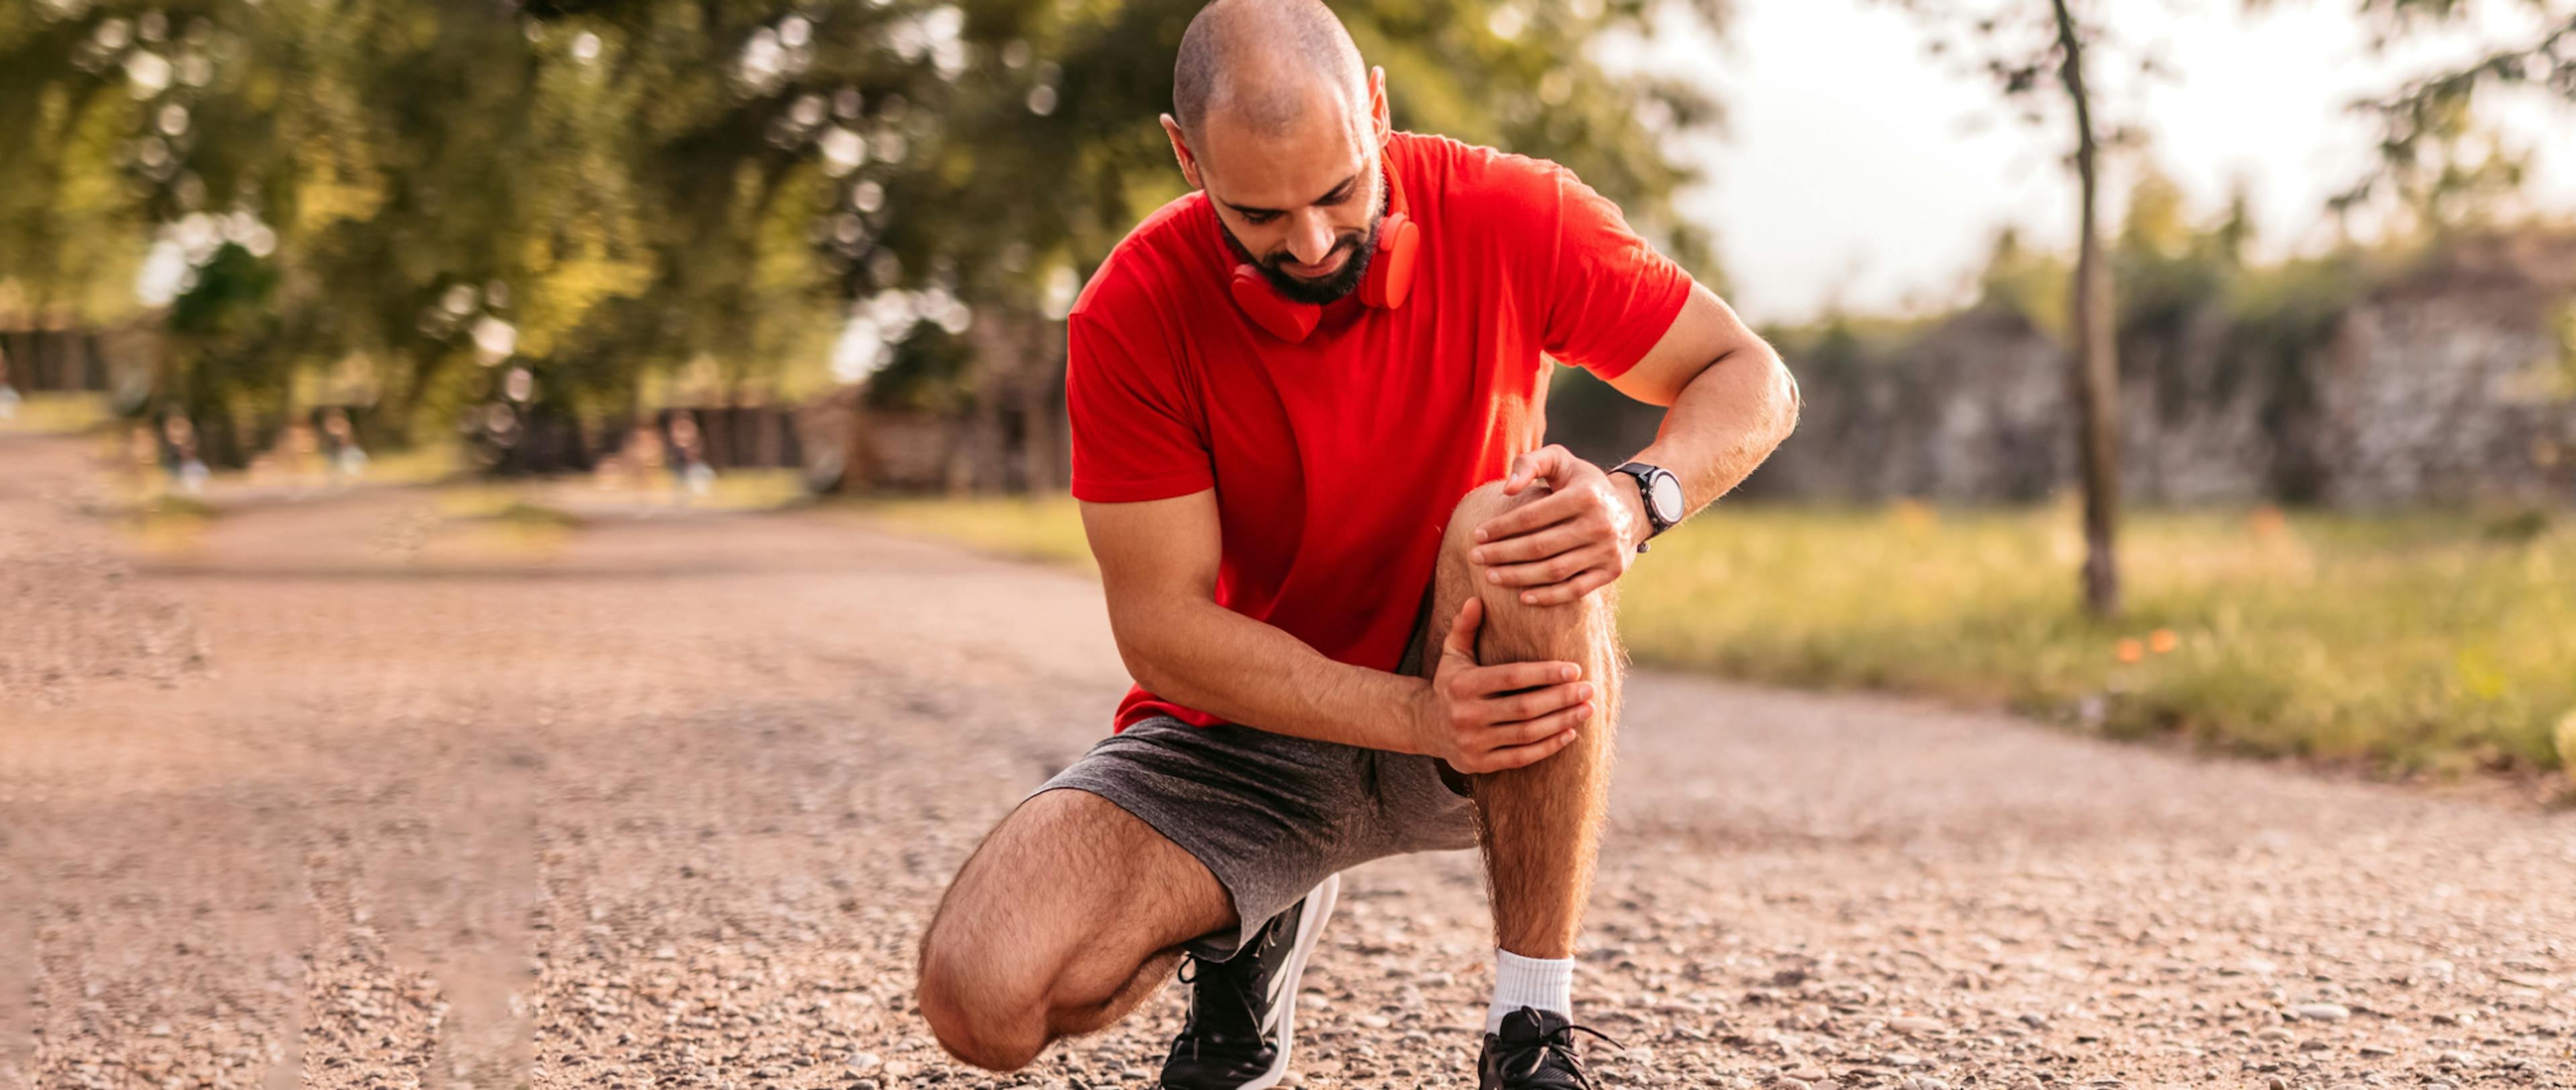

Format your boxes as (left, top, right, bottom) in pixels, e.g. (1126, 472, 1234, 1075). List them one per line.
(1541, 166, 1693, 382)
(1065, 309, 1216, 502)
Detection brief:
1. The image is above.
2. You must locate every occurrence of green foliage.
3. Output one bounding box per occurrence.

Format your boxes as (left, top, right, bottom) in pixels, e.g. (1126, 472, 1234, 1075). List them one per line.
(2337, 1, 2575, 235)
(3, 0, 1729, 458)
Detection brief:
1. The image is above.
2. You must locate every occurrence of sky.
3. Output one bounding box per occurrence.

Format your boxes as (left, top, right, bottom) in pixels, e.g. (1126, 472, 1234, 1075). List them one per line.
(1638, 0, 2576, 324)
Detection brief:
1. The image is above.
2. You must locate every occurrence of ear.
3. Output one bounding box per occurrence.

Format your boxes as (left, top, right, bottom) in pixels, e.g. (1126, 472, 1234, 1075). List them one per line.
(1367, 65, 1390, 146)
(1159, 113, 1205, 191)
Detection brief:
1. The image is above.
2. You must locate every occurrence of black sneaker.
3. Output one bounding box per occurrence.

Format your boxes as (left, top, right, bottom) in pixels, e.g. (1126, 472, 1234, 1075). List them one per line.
(1156, 873, 1340, 1090)
(1478, 1006, 1621, 1089)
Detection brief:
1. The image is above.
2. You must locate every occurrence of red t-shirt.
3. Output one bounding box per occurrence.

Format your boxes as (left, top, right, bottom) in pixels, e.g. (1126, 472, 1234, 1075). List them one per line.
(1065, 131, 1692, 732)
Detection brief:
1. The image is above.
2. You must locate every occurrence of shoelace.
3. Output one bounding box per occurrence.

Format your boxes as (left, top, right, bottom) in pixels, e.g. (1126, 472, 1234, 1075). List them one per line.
(1498, 1016, 1624, 1086)
(1169, 923, 1283, 1062)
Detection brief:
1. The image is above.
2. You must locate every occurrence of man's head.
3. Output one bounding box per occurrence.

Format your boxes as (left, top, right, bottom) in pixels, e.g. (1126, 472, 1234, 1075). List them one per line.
(1161, 0, 1391, 306)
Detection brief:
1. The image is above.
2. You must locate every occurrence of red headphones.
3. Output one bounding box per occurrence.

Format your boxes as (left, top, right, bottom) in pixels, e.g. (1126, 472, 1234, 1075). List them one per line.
(1225, 208, 1420, 342)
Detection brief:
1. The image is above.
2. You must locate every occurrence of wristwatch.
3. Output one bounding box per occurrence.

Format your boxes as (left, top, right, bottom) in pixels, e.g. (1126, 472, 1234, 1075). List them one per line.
(1607, 461, 1685, 553)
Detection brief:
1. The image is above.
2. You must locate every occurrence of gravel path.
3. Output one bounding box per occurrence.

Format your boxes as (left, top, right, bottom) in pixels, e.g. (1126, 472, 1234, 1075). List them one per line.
(2, 433, 2569, 1090)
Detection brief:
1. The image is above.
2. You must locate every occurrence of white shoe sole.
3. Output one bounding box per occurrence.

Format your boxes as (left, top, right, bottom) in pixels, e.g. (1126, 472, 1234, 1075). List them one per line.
(1237, 871, 1340, 1090)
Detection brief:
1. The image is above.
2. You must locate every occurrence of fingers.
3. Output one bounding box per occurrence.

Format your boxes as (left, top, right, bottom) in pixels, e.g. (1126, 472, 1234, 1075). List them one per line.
(1500, 446, 1565, 497)
(1463, 703, 1591, 749)
(1517, 565, 1618, 606)
(1468, 726, 1582, 772)
(1467, 521, 1588, 567)
(1440, 596, 1483, 661)
(1449, 659, 1581, 700)
(1470, 679, 1592, 724)
(1485, 541, 1616, 591)
(1474, 485, 1586, 545)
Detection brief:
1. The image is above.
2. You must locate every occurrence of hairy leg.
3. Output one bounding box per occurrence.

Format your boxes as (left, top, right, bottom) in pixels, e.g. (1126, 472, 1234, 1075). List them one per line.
(916, 789, 1236, 1070)
(1417, 480, 1625, 959)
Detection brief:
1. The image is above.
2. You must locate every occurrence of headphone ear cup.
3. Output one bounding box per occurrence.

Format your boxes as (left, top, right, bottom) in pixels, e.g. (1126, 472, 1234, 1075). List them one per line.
(1359, 213, 1420, 311)
(1230, 264, 1320, 341)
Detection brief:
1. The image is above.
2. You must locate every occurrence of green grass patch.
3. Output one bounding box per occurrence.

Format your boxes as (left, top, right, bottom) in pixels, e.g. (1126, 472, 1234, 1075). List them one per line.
(865, 495, 2575, 777)
(1, 392, 116, 435)
(858, 494, 1099, 574)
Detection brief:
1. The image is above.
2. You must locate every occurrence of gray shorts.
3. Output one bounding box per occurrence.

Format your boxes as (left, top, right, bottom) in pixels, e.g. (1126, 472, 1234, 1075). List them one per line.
(1030, 714, 1479, 960)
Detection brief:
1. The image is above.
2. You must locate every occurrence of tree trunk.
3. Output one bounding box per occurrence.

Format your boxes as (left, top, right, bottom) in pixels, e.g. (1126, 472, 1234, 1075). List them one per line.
(2053, 0, 2121, 618)
(960, 319, 1013, 494)
(1013, 315, 1066, 493)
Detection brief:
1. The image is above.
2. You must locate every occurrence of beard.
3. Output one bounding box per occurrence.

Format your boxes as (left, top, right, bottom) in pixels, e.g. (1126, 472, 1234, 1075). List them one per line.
(1220, 205, 1381, 306)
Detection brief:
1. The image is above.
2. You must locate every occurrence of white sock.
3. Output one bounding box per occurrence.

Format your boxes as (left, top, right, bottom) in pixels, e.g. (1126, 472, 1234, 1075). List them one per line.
(1485, 949, 1574, 1033)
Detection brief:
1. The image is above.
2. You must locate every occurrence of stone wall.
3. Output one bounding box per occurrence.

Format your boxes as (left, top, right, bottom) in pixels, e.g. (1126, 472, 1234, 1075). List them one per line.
(2319, 236, 2576, 508)
(1743, 235, 2576, 508)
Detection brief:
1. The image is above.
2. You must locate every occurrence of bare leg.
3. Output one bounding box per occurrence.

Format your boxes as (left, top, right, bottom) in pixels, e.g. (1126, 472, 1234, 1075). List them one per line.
(916, 789, 1236, 1071)
(1419, 481, 1625, 959)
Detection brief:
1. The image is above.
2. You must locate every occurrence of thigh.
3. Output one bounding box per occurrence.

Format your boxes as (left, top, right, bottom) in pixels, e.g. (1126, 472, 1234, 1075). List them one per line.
(1042, 716, 1424, 959)
(929, 785, 1232, 1000)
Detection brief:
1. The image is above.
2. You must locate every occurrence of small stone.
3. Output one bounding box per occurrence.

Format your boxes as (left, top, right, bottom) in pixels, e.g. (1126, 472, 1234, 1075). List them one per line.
(653, 946, 678, 961)
(1789, 1068, 1829, 1081)
(1890, 1016, 1944, 1036)
(2266, 1079, 2288, 1090)
(2017, 1013, 2049, 1030)
(2292, 1003, 2350, 1022)
(2256, 1027, 2295, 1042)
(2357, 1045, 2394, 1058)
(880, 1060, 914, 1079)
(849, 1052, 881, 1073)
(2437, 1050, 2473, 1066)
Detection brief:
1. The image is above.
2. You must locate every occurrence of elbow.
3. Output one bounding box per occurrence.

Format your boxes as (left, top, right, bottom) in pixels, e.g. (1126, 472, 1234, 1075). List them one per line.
(1765, 351, 1803, 447)
(1119, 641, 1175, 697)
(1106, 601, 1183, 696)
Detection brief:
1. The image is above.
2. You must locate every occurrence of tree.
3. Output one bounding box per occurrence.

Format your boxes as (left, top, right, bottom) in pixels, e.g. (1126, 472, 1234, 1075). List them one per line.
(2333, 1, 2574, 233)
(0, 0, 1730, 482)
(1882, 0, 2151, 617)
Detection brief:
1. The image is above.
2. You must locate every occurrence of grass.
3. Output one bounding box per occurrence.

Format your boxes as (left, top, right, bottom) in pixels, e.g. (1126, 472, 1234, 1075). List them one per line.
(1, 391, 116, 435)
(863, 495, 2576, 778)
(858, 494, 1101, 574)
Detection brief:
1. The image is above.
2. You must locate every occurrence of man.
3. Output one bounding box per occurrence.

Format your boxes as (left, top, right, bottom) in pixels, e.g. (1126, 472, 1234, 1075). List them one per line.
(916, 1, 1799, 1087)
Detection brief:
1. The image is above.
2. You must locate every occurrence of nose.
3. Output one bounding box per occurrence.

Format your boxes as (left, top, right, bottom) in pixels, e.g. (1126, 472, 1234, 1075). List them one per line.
(1286, 209, 1338, 266)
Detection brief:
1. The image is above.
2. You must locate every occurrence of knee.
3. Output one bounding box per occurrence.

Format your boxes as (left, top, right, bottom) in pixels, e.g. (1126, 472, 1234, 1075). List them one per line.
(1442, 482, 1612, 651)
(916, 922, 1049, 1071)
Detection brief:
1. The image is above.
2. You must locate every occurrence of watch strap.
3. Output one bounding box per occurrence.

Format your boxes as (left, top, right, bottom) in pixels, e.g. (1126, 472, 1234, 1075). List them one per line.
(1608, 461, 1677, 551)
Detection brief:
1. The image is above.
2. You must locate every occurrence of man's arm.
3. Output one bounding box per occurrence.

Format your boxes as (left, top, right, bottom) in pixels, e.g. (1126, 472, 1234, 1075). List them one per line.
(1080, 490, 1593, 770)
(1471, 281, 1801, 602)
(1605, 280, 1801, 519)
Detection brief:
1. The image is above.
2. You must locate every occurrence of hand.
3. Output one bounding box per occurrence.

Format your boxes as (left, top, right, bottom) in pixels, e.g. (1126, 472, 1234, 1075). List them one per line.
(1410, 598, 1591, 773)
(1470, 444, 1646, 606)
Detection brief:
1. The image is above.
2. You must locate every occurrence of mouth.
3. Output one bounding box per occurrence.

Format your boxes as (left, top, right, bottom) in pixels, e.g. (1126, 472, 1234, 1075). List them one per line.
(1277, 249, 1352, 280)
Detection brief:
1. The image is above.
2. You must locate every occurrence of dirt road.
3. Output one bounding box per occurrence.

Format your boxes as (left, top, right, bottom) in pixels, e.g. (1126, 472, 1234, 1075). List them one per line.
(3, 433, 2569, 1090)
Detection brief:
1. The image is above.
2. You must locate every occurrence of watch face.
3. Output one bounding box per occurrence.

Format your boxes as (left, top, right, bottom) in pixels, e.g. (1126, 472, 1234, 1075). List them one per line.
(1648, 472, 1685, 523)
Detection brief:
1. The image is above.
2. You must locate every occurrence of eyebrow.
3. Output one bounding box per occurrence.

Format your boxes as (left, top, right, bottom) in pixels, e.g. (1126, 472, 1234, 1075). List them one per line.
(1222, 172, 1360, 217)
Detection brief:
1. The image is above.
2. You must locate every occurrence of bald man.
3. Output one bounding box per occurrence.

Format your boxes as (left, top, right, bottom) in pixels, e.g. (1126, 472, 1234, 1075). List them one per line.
(916, 1, 1799, 1087)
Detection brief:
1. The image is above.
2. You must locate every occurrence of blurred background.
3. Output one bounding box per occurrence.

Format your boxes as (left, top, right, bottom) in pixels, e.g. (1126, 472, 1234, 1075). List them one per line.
(3, 0, 2573, 779)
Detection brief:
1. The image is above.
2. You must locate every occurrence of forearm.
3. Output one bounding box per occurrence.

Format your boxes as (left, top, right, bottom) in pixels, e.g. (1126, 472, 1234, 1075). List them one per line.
(1631, 343, 1800, 517)
(1113, 596, 1427, 753)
